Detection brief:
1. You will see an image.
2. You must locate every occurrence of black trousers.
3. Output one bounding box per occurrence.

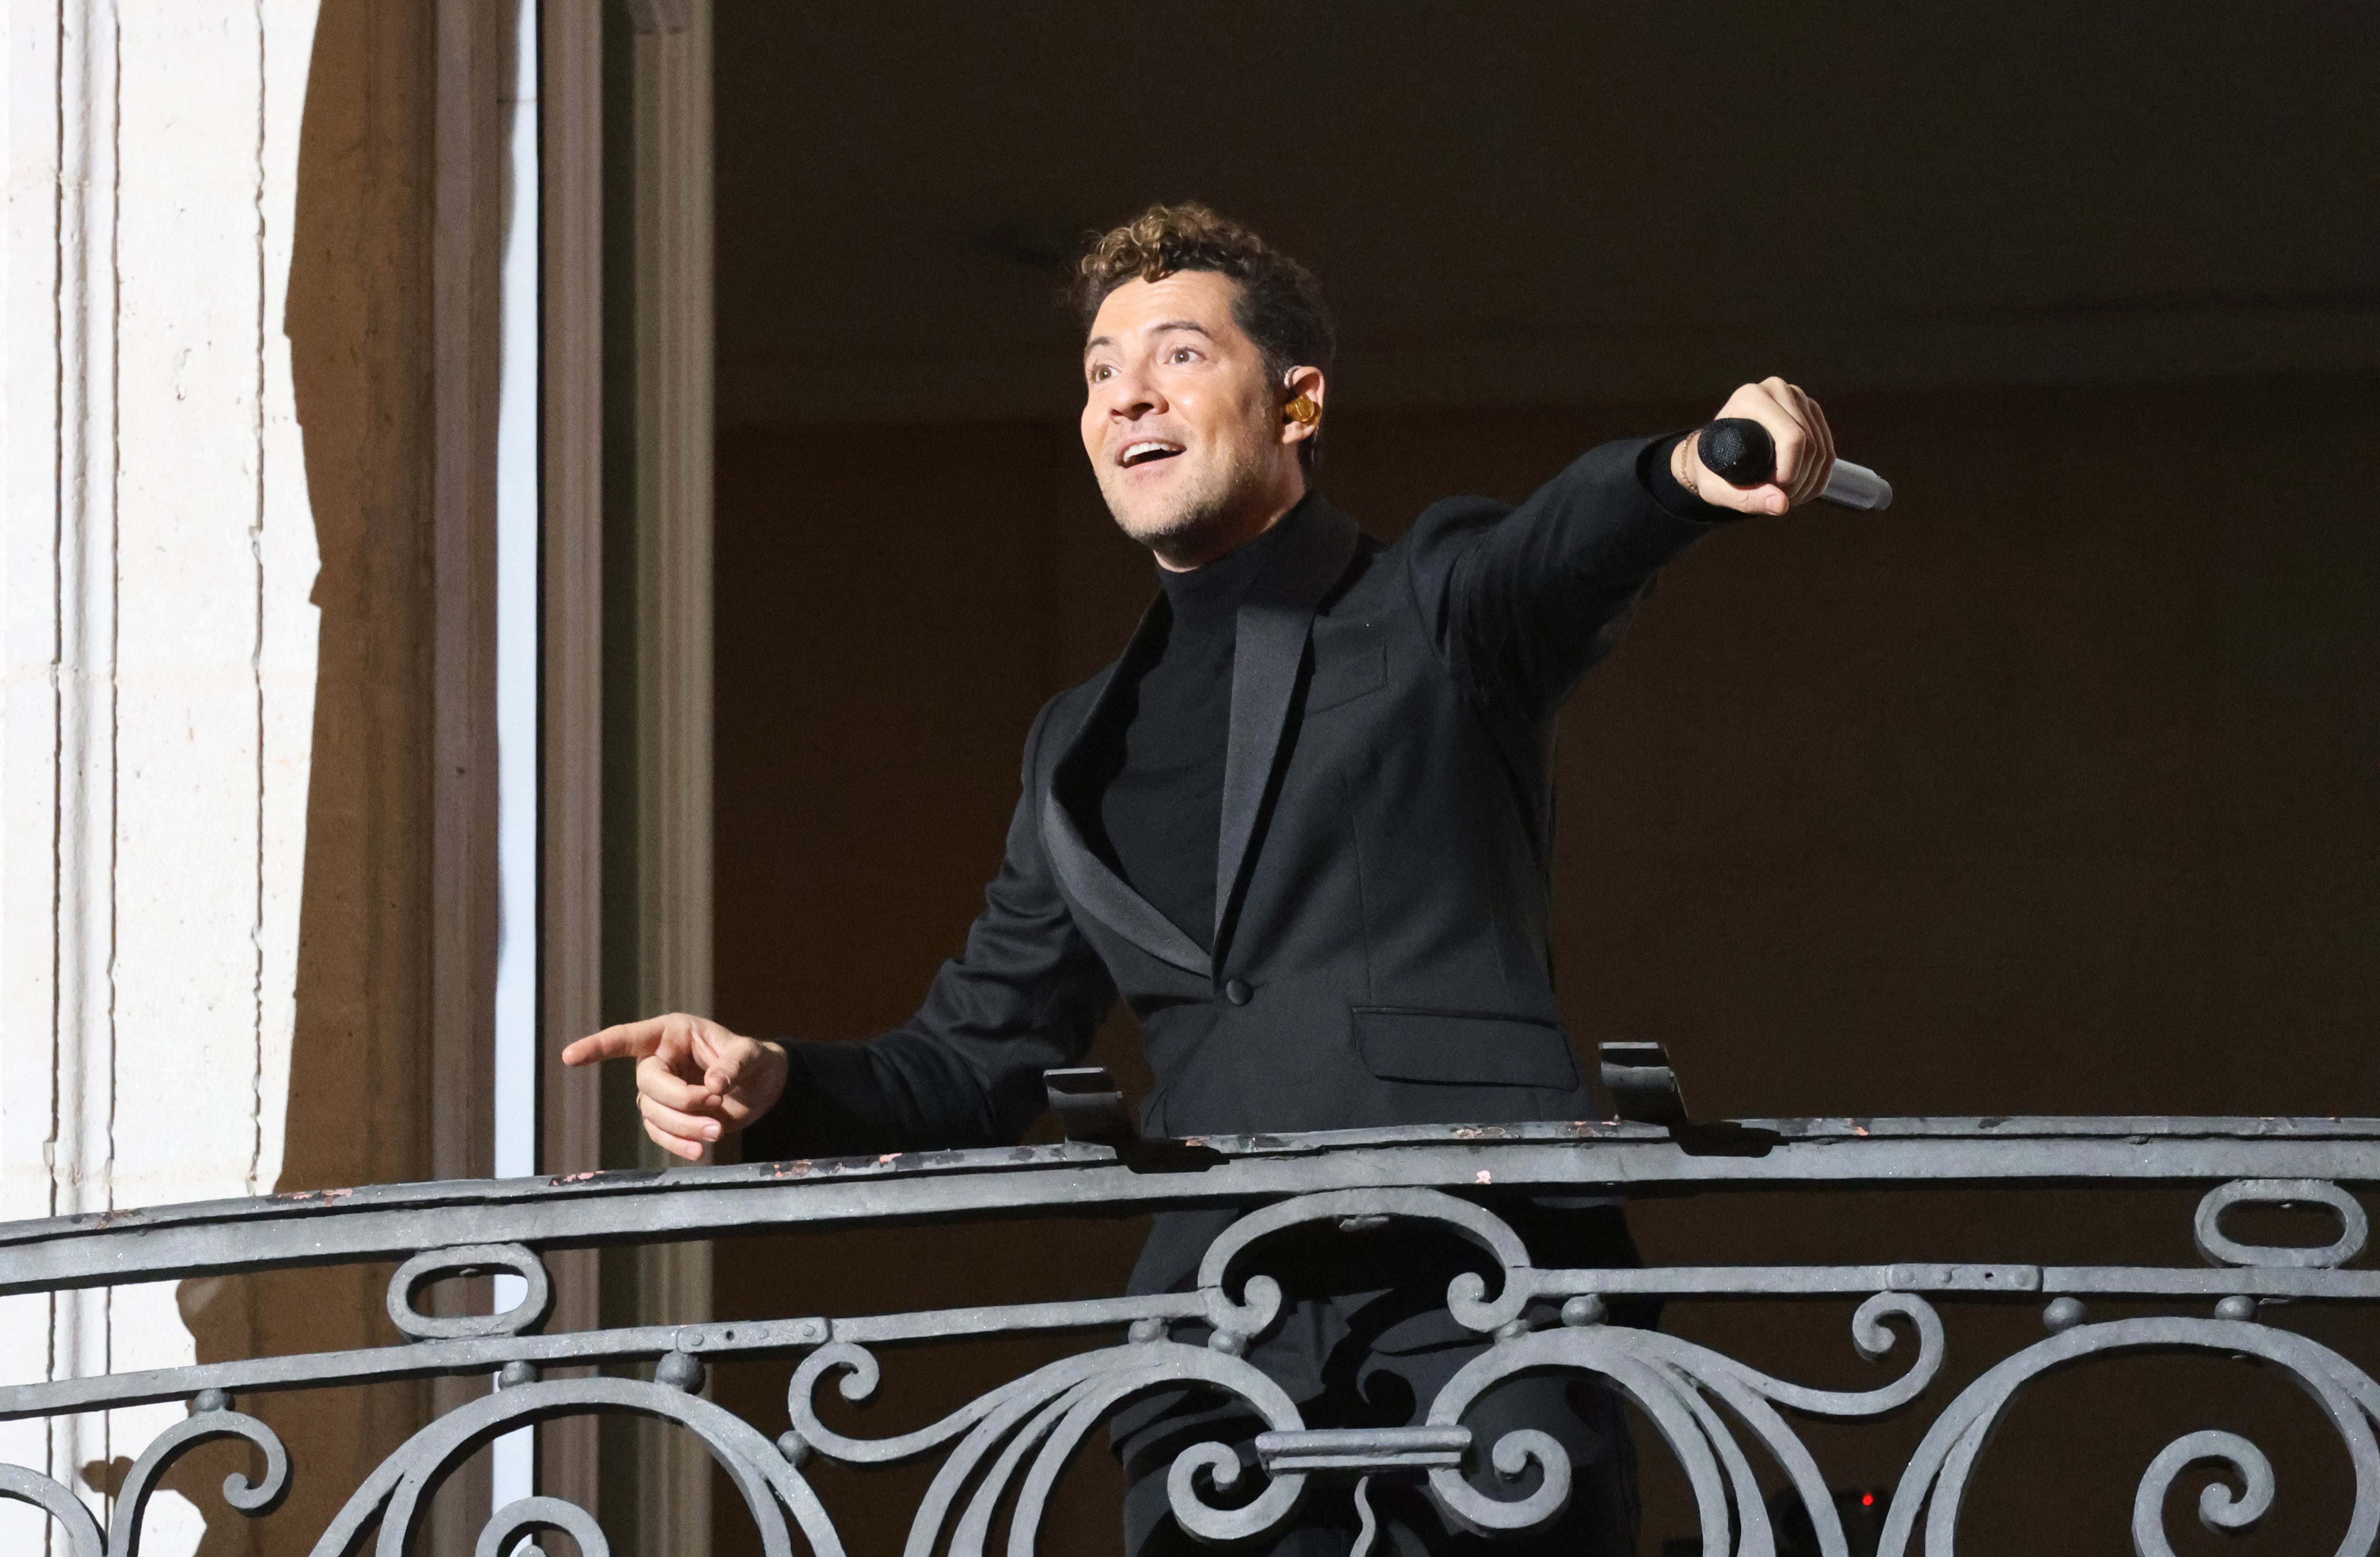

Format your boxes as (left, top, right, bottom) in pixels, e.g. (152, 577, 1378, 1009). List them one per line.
(1114, 1207, 1646, 1556)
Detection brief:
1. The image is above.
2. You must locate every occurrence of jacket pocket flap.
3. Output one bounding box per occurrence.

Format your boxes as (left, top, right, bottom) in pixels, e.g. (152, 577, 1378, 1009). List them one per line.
(1304, 643, 1386, 715)
(1352, 1007, 1581, 1089)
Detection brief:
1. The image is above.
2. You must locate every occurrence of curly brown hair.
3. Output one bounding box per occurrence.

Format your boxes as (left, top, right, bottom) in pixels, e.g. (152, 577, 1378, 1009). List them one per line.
(1074, 203, 1335, 469)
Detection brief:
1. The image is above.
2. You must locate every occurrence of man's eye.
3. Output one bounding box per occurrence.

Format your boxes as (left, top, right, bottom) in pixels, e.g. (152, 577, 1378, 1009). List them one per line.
(1170, 348, 1197, 364)
(1088, 365, 1111, 383)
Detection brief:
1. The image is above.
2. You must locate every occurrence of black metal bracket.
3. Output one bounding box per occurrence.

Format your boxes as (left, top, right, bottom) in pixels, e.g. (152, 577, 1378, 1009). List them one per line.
(1044, 1066, 1138, 1148)
(1600, 1041, 1689, 1127)
(1042, 1067, 1225, 1173)
(1599, 1041, 1779, 1157)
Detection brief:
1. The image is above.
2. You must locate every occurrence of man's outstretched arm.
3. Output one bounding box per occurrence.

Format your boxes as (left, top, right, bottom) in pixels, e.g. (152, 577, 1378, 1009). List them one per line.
(564, 701, 1118, 1162)
(1418, 378, 1837, 719)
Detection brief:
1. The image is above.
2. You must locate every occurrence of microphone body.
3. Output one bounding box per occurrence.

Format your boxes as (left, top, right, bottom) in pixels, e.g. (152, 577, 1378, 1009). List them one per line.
(1698, 418, 1894, 511)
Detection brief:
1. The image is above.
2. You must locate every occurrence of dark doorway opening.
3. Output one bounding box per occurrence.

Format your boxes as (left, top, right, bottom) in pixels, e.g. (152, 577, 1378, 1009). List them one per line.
(702, 5, 2380, 1551)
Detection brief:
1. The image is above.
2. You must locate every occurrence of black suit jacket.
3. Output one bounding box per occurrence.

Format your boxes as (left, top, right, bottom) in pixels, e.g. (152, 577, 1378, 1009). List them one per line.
(743, 436, 1726, 1280)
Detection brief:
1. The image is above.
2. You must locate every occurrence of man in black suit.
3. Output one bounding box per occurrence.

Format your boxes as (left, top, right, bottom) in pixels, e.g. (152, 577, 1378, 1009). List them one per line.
(566, 203, 1836, 1552)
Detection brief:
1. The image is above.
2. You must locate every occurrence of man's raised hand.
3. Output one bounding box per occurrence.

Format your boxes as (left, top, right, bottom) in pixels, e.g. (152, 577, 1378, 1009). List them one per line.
(1675, 378, 1838, 517)
(560, 1013, 789, 1162)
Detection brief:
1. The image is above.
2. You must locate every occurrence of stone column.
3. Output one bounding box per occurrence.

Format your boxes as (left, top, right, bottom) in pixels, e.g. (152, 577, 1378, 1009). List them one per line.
(0, 2, 325, 1549)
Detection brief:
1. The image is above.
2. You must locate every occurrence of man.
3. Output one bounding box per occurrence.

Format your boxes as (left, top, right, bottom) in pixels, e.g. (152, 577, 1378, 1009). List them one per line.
(565, 203, 1835, 1552)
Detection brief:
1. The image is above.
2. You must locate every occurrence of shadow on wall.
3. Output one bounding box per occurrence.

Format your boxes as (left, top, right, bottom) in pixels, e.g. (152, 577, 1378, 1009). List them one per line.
(172, 3, 440, 1552)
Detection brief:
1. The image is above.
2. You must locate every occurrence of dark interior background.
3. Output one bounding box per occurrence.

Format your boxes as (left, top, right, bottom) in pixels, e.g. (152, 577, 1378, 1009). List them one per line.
(698, 2, 2380, 1551)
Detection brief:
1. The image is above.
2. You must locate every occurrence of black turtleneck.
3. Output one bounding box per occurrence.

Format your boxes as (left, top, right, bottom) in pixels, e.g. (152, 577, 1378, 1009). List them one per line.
(1076, 505, 1305, 954)
(1072, 444, 1708, 957)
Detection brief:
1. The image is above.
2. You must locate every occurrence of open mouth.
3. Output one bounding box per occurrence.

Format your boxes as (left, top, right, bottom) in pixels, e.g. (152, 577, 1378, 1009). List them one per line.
(1120, 439, 1184, 469)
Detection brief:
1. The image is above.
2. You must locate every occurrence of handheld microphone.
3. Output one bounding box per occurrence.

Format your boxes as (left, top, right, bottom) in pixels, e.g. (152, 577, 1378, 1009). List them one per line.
(1698, 418, 1893, 511)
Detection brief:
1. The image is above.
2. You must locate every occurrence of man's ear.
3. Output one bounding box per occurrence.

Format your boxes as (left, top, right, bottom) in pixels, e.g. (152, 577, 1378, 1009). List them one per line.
(1279, 365, 1326, 449)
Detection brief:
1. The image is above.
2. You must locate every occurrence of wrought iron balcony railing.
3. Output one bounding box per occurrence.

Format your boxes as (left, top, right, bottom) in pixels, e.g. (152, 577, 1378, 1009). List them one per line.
(5, 1114, 2380, 1555)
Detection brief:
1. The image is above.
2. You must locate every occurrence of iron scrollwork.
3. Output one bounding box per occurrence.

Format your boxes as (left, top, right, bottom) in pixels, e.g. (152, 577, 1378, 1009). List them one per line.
(3, 1120, 2380, 1554)
(0, 1398, 289, 1557)
(384, 1243, 555, 1341)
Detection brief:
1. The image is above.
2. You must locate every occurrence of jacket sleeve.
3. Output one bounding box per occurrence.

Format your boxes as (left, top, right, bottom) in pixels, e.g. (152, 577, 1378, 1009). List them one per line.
(1406, 434, 1734, 722)
(738, 700, 1118, 1160)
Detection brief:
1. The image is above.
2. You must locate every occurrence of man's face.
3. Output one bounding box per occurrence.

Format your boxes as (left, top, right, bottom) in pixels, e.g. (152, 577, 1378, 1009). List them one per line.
(1080, 271, 1305, 568)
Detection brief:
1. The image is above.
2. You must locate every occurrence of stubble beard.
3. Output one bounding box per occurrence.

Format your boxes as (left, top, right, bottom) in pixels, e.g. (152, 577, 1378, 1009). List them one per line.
(1101, 438, 1273, 570)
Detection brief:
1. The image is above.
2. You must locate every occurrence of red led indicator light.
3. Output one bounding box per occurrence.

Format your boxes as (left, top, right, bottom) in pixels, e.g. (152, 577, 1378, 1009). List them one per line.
(1861, 1493, 1876, 1507)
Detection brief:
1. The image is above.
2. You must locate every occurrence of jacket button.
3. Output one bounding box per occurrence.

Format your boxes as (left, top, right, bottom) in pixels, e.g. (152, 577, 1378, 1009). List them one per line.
(1223, 978, 1253, 1006)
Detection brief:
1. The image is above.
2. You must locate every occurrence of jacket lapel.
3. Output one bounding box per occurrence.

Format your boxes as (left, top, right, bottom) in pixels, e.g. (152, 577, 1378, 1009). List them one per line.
(1040, 792, 1213, 977)
(1040, 595, 1215, 978)
(1039, 498, 1362, 981)
(1213, 499, 1362, 955)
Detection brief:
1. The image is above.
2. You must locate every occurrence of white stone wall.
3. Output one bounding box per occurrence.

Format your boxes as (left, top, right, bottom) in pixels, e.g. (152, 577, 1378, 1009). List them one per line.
(0, 2, 321, 1548)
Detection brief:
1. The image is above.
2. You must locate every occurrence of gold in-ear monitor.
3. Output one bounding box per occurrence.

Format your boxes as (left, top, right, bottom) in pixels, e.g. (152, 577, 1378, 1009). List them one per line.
(1284, 394, 1320, 426)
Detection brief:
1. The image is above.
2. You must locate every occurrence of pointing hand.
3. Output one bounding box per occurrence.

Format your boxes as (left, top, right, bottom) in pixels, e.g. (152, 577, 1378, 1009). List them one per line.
(561, 1013, 788, 1162)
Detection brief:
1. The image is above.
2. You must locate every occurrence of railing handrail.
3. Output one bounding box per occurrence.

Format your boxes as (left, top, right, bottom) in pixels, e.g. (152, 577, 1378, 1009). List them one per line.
(8, 1114, 2380, 1297)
